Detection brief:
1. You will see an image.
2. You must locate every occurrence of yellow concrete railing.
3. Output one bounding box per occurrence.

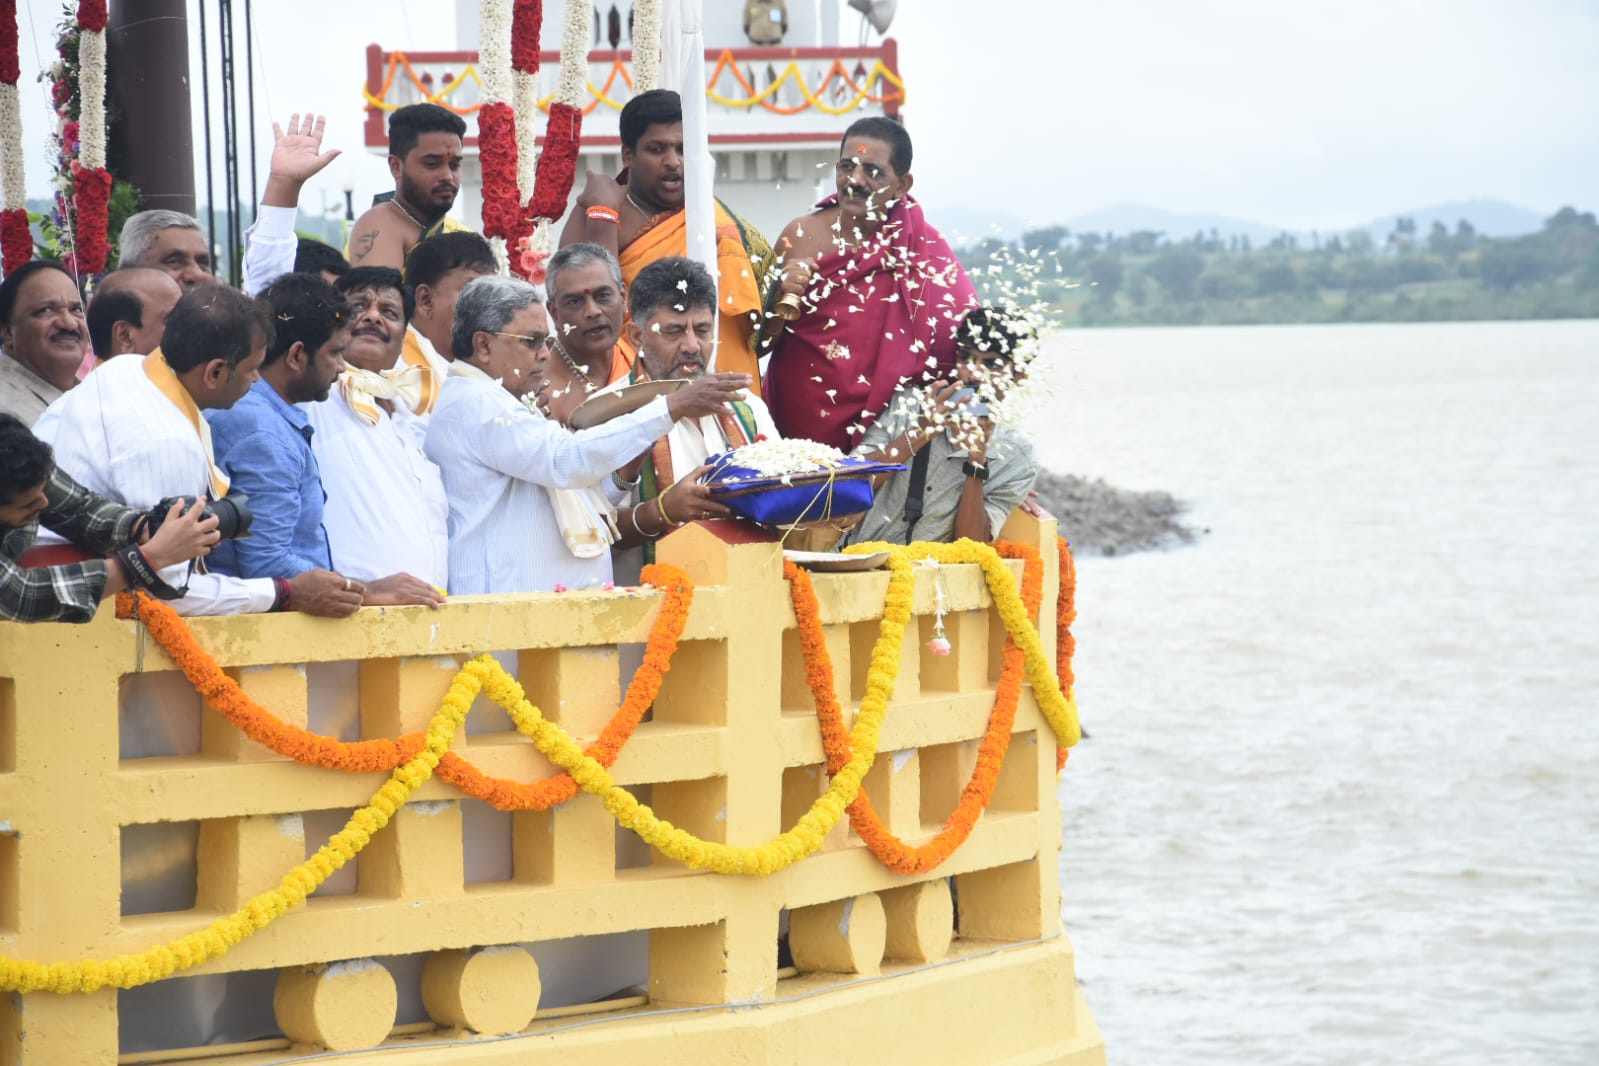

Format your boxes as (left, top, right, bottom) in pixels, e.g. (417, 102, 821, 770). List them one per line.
(0, 514, 1103, 1066)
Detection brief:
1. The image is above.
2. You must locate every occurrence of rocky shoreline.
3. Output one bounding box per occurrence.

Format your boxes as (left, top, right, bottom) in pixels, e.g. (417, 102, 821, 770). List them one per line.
(1030, 471, 1203, 557)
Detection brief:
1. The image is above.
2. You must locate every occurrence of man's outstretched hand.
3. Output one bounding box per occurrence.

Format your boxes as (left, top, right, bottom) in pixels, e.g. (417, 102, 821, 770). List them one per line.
(264, 113, 341, 207)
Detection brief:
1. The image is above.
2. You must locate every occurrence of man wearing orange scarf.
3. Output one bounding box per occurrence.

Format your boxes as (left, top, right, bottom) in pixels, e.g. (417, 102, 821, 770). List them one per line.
(560, 90, 770, 393)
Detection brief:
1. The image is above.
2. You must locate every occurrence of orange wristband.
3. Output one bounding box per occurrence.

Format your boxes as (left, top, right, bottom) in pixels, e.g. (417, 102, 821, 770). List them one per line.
(586, 206, 621, 224)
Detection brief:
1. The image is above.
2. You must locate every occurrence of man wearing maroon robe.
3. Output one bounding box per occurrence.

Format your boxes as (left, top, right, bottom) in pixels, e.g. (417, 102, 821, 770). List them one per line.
(761, 117, 979, 451)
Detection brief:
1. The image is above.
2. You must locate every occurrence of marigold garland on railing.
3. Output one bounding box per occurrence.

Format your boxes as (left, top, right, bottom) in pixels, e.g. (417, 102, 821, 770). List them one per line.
(1, 538, 1075, 991)
(477, 547, 917, 875)
(0, 658, 478, 994)
(786, 540, 1063, 875)
(112, 564, 694, 805)
(1056, 537, 1077, 771)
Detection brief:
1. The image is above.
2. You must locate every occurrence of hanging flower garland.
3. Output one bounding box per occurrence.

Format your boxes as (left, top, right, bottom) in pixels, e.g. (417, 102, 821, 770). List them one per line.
(0, 0, 32, 273)
(475, 0, 519, 271)
(111, 566, 693, 806)
(70, 0, 111, 274)
(1056, 537, 1077, 771)
(519, 0, 591, 276)
(631, 0, 661, 93)
(785, 541, 1046, 874)
(511, 0, 542, 207)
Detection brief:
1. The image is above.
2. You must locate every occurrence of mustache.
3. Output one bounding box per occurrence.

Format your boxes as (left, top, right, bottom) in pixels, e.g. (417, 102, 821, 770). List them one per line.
(49, 329, 82, 342)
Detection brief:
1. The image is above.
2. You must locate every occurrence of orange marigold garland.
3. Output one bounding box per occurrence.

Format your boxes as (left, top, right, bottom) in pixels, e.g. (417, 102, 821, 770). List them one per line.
(783, 541, 1045, 875)
(432, 562, 693, 808)
(1056, 536, 1076, 771)
(112, 562, 693, 806)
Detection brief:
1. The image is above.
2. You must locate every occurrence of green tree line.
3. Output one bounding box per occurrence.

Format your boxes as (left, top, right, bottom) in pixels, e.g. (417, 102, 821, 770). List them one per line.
(960, 207, 1599, 326)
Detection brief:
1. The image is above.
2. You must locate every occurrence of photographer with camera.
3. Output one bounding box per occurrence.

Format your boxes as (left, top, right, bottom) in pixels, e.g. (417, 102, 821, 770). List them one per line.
(32, 286, 358, 617)
(844, 307, 1040, 547)
(1, 414, 223, 623)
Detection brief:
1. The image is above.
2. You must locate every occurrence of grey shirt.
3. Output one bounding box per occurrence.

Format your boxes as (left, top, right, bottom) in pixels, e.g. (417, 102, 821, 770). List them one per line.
(844, 390, 1039, 546)
(0, 355, 66, 427)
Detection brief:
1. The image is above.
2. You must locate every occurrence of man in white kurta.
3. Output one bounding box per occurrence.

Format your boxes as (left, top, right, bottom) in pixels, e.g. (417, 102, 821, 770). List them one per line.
(310, 269, 449, 588)
(33, 349, 277, 614)
(424, 275, 756, 595)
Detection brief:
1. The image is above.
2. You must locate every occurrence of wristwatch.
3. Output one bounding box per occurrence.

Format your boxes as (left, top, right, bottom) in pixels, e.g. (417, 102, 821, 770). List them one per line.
(962, 460, 989, 481)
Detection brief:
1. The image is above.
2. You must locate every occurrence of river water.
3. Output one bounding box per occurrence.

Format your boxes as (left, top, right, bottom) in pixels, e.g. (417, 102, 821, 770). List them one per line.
(1026, 321, 1599, 1065)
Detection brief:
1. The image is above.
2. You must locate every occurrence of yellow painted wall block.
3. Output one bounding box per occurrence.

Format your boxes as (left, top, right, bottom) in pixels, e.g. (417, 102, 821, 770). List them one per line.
(790, 893, 887, 976)
(275, 958, 397, 1052)
(421, 945, 540, 1036)
(881, 879, 954, 963)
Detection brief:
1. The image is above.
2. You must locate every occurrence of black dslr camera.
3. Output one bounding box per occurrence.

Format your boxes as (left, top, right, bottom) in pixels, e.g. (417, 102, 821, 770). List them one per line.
(145, 494, 254, 540)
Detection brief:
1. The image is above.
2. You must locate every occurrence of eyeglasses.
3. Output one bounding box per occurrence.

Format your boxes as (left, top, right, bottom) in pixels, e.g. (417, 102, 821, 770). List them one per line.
(835, 157, 892, 184)
(492, 331, 552, 350)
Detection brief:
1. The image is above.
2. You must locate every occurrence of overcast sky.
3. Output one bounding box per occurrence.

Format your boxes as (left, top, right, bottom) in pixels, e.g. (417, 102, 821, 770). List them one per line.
(14, 0, 1597, 231)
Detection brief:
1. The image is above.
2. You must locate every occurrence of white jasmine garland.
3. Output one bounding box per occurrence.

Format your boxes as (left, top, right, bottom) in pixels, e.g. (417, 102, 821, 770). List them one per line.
(479, 0, 512, 104)
(0, 84, 23, 212)
(77, 27, 107, 169)
(556, 0, 594, 109)
(513, 69, 538, 198)
(631, 0, 661, 92)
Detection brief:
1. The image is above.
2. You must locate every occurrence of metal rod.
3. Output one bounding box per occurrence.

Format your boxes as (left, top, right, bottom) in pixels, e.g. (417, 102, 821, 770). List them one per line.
(197, 0, 216, 256)
(244, 0, 259, 224)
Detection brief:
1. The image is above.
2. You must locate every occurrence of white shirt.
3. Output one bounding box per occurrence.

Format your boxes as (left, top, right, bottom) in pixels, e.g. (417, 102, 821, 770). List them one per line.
(393, 326, 453, 451)
(306, 387, 450, 587)
(32, 354, 278, 615)
(242, 204, 298, 296)
(423, 363, 674, 595)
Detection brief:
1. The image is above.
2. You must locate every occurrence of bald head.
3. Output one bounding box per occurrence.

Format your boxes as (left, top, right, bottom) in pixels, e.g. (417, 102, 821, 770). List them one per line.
(87, 268, 183, 359)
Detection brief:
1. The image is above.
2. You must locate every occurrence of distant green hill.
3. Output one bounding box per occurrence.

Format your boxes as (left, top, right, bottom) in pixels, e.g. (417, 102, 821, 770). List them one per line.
(959, 206, 1599, 328)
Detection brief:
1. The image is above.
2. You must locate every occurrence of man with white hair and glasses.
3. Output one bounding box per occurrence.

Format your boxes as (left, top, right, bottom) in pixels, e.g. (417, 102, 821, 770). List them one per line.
(424, 275, 752, 594)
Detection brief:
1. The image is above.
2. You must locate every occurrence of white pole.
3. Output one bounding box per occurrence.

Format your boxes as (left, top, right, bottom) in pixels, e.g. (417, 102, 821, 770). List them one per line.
(665, 0, 720, 368)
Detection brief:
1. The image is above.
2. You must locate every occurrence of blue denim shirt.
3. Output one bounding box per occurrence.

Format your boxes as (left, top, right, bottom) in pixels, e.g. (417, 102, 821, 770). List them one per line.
(206, 379, 332, 579)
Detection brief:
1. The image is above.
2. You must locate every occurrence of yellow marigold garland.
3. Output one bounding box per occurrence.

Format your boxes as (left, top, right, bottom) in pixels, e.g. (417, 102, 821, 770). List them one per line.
(846, 539, 1082, 749)
(786, 543, 1040, 874)
(107, 564, 696, 808)
(0, 662, 481, 994)
(471, 547, 920, 874)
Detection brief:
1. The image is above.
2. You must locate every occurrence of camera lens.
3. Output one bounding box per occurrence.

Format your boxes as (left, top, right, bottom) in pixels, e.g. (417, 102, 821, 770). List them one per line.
(208, 495, 254, 540)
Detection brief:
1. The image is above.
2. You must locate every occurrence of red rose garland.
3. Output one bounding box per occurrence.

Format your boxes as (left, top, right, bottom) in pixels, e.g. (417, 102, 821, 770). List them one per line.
(476, 101, 523, 241)
(76, 0, 107, 32)
(69, 0, 113, 272)
(529, 102, 581, 223)
(511, 0, 543, 75)
(70, 162, 111, 273)
(0, 1, 18, 83)
(0, 210, 28, 272)
(0, 0, 28, 273)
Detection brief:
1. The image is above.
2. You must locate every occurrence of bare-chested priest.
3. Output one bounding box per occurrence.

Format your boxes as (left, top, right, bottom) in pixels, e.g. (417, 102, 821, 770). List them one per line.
(347, 104, 473, 270)
(560, 90, 770, 393)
